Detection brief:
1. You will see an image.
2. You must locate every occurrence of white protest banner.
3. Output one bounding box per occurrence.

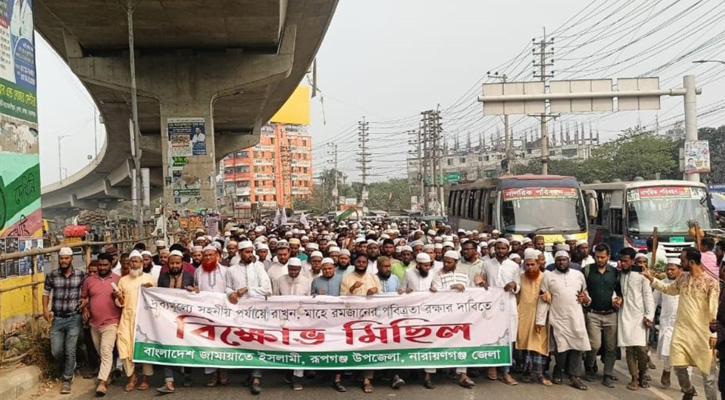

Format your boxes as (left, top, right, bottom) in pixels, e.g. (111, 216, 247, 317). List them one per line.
(133, 287, 511, 369)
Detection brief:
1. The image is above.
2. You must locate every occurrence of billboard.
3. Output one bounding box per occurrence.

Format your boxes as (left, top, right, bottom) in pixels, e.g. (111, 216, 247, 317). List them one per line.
(270, 85, 310, 125)
(0, 0, 41, 242)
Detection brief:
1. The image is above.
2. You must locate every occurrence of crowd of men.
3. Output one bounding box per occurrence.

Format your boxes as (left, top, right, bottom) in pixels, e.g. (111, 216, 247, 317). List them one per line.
(43, 218, 725, 399)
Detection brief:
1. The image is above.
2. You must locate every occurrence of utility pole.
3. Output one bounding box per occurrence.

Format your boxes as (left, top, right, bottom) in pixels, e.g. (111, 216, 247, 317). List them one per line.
(488, 72, 511, 173)
(420, 112, 431, 214)
(408, 128, 424, 212)
(279, 145, 291, 209)
(125, 0, 144, 234)
(327, 143, 338, 212)
(434, 108, 445, 216)
(533, 28, 555, 175)
(357, 117, 370, 216)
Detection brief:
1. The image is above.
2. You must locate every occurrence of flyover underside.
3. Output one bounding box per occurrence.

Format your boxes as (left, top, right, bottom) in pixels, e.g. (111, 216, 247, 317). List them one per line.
(38, 0, 338, 212)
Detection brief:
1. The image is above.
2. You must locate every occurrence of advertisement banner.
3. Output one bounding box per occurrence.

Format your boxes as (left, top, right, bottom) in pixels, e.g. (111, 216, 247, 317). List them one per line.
(502, 187, 578, 201)
(684, 140, 710, 173)
(628, 186, 705, 201)
(133, 287, 511, 369)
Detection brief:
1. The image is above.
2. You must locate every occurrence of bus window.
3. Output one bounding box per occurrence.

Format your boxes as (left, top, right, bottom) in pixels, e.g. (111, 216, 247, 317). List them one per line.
(610, 208, 623, 235)
(479, 190, 488, 224)
(487, 191, 496, 226)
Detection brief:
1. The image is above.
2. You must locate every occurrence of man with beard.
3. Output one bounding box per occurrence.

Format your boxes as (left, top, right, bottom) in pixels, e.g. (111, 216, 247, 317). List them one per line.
(582, 243, 620, 388)
(644, 248, 719, 400)
(267, 245, 291, 289)
(458, 241, 484, 285)
(537, 251, 591, 391)
(423, 244, 443, 273)
(516, 252, 551, 386)
(391, 246, 415, 281)
(191, 246, 203, 268)
(140, 250, 161, 282)
(381, 239, 396, 259)
(430, 251, 475, 389)
(81, 253, 120, 396)
(311, 258, 342, 296)
(479, 241, 490, 261)
(534, 235, 554, 265)
(114, 250, 156, 391)
(402, 253, 434, 293)
(654, 259, 683, 389)
(336, 249, 354, 275)
(289, 238, 307, 261)
(44, 247, 86, 394)
(303, 251, 324, 280)
(158, 248, 170, 270)
(341, 255, 381, 393)
(617, 250, 655, 391)
(195, 245, 230, 388)
(328, 246, 341, 265)
(510, 238, 522, 256)
(220, 240, 238, 266)
(366, 241, 380, 273)
(376, 256, 400, 293)
(156, 250, 196, 393)
(434, 243, 443, 263)
(482, 238, 521, 385)
(576, 241, 594, 266)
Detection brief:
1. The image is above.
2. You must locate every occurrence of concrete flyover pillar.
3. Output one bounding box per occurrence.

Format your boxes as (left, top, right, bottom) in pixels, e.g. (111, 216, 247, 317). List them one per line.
(65, 25, 297, 211)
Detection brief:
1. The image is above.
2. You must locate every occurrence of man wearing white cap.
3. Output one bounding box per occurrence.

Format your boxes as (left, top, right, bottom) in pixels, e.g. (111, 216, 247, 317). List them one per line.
(156, 250, 196, 393)
(618, 249, 655, 391)
(256, 243, 272, 270)
(267, 243, 291, 287)
(422, 244, 442, 274)
(430, 250, 475, 388)
(140, 250, 162, 283)
(366, 241, 380, 274)
(336, 249, 354, 276)
(153, 240, 167, 266)
(402, 253, 435, 293)
(517, 250, 551, 386)
(536, 250, 591, 390)
(654, 258, 684, 388)
(391, 246, 415, 281)
(115, 250, 156, 391)
(482, 238, 521, 385)
(575, 240, 594, 267)
(303, 251, 324, 280)
(311, 258, 343, 297)
(44, 247, 86, 394)
(191, 246, 203, 269)
(194, 245, 230, 388)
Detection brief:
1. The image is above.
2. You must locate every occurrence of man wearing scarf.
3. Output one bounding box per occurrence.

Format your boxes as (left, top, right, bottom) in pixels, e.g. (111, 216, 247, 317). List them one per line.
(115, 250, 156, 391)
(516, 249, 551, 386)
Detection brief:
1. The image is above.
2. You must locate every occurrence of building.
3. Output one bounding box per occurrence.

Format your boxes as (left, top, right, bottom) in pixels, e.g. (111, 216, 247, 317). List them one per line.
(220, 86, 313, 220)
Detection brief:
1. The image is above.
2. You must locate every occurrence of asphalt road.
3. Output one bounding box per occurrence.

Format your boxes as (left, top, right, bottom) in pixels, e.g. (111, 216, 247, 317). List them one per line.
(54, 358, 702, 400)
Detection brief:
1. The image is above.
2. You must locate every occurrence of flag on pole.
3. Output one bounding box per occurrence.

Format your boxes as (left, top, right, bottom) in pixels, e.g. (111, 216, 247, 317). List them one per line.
(335, 208, 355, 224)
(280, 208, 288, 225)
(300, 213, 309, 229)
(274, 208, 281, 225)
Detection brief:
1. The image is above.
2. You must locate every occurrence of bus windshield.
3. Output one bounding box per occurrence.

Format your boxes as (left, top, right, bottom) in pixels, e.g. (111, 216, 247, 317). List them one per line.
(500, 187, 587, 234)
(626, 186, 712, 234)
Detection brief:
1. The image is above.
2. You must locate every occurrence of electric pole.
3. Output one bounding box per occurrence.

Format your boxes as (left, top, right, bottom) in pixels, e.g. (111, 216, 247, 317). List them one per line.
(533, 28, 555, 175)
(279, 145, 291, 209)
(327, 143, 338, 212)
(357, 117, 370, 216)
(408, 128, 424, 212)
(488, 72, 511, 173)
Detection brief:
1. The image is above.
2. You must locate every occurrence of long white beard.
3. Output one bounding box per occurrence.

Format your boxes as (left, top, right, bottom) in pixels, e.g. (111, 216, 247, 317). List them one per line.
(130, 269, 143, 278)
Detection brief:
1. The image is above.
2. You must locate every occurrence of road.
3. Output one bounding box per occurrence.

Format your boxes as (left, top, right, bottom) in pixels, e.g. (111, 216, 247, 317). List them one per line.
(53, 358, 703, 400)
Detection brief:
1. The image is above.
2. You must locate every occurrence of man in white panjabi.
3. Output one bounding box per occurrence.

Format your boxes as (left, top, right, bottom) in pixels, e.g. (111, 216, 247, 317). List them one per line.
(194, 245, 229, 388)
(482, 238, 521, 385)
(654, 258, 685, 389)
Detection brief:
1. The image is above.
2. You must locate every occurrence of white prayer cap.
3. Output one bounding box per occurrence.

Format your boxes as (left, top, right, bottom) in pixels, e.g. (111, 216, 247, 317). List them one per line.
(510, 237, 522, 244)
(492, 229, 500, 234)
(381, 234, 390, 240)
(667, 258, 681, 266)
(322, 257, 334, 265)
(257, 244, 270, 251)
(192, 245, 203, 252)
(129, 250, 143, 260)
(564, 234, 577, 241)
(224, 231, 232, 237)
(460, 238, 469, 244)
(307, 242, 319, 250)
(465, 230, 472, 236)
(155, 240, 167, 247)
(328, 246, 341, 254)
(340, 249, 351, 256)
(401, 245, 413, 253)
(443, 241, 455, 248)
(495, 238, 510, 246)
(301, 236, 309, 241)
(227, 240, 238, 247)
(239, 241, 254, 250)
(522, 238, 533, 244)
(141, 250, 152, 257)
(554, 250, 570, 259)
(443, 235, 453, 242)
(554, 244, 570, 252)
(59, 247, 73, 256)
(212, 242, 222, 251)
(509, 253, 522, 261)
(254, 237, 266, 243)
(310, 251, 323, 259)
(169, 250, 184, 258)
(472, 230, 479, 235)
(479, 241, 488, 248)
(285, 231, 293, 237)
(487, 239, 496, 246)
(576, 240, 588, 247)
(416, 253, 431, 263)
(452, 234, 459, 239)
(255, 226, 265, 233)
(423, 244, 435, 250)
(457, 229, 465, 233)
(443, 250, 460, 260)
(195, 228, 205, 234)
(410, 240, 424, 247)
(289, 238, 301, 245)
(524, 248, 538, 261)
(427, 229, 436, 236)
(434, 236, 443, 243)
(203, 244, 217, 252)
(395, 246, 403, 253)
(367, 239, 378, 245)
(434, 243, 443, 250)
(355, 237, 366, 244)
(634, 253, 648, 260)
(288, 258, 302, 267)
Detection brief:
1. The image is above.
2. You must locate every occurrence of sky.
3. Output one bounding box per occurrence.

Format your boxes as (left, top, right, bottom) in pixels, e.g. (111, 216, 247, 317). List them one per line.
(38, 0, 725, 186)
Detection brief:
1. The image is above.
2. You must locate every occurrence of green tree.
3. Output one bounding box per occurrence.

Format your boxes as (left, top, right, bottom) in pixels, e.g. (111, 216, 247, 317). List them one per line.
(698, 125, 725, 183)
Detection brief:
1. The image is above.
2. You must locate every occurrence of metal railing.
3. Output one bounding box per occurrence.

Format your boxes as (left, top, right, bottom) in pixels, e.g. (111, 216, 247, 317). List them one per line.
(0, 236, 154, 363)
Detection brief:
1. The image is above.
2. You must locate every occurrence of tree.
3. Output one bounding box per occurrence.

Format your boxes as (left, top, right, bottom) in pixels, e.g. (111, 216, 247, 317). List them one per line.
(698, 125, 725, 183)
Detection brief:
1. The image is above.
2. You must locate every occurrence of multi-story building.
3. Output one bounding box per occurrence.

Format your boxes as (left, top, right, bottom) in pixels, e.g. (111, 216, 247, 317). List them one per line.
(220, 86, 313, 220)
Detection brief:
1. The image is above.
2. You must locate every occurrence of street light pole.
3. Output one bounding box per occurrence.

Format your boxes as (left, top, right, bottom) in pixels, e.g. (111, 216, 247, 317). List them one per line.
(58, 135, 71, 183)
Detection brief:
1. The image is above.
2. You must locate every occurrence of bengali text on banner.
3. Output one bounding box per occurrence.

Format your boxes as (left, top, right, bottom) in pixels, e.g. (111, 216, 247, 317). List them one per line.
(132, 287, 512, 369)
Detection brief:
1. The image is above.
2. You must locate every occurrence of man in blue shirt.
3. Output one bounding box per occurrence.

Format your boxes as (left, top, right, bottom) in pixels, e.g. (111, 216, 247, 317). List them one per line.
(376, 256, 400, 293)
(311, 258, 342, 296)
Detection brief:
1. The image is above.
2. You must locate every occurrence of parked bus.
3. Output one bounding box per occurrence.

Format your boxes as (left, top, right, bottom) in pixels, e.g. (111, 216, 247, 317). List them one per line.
(582, 180, 715, 259)
(446, 175, 588, 246)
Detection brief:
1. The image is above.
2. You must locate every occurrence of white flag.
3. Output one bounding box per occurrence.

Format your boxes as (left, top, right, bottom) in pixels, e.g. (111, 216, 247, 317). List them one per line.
(300, 213, 309, 229)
